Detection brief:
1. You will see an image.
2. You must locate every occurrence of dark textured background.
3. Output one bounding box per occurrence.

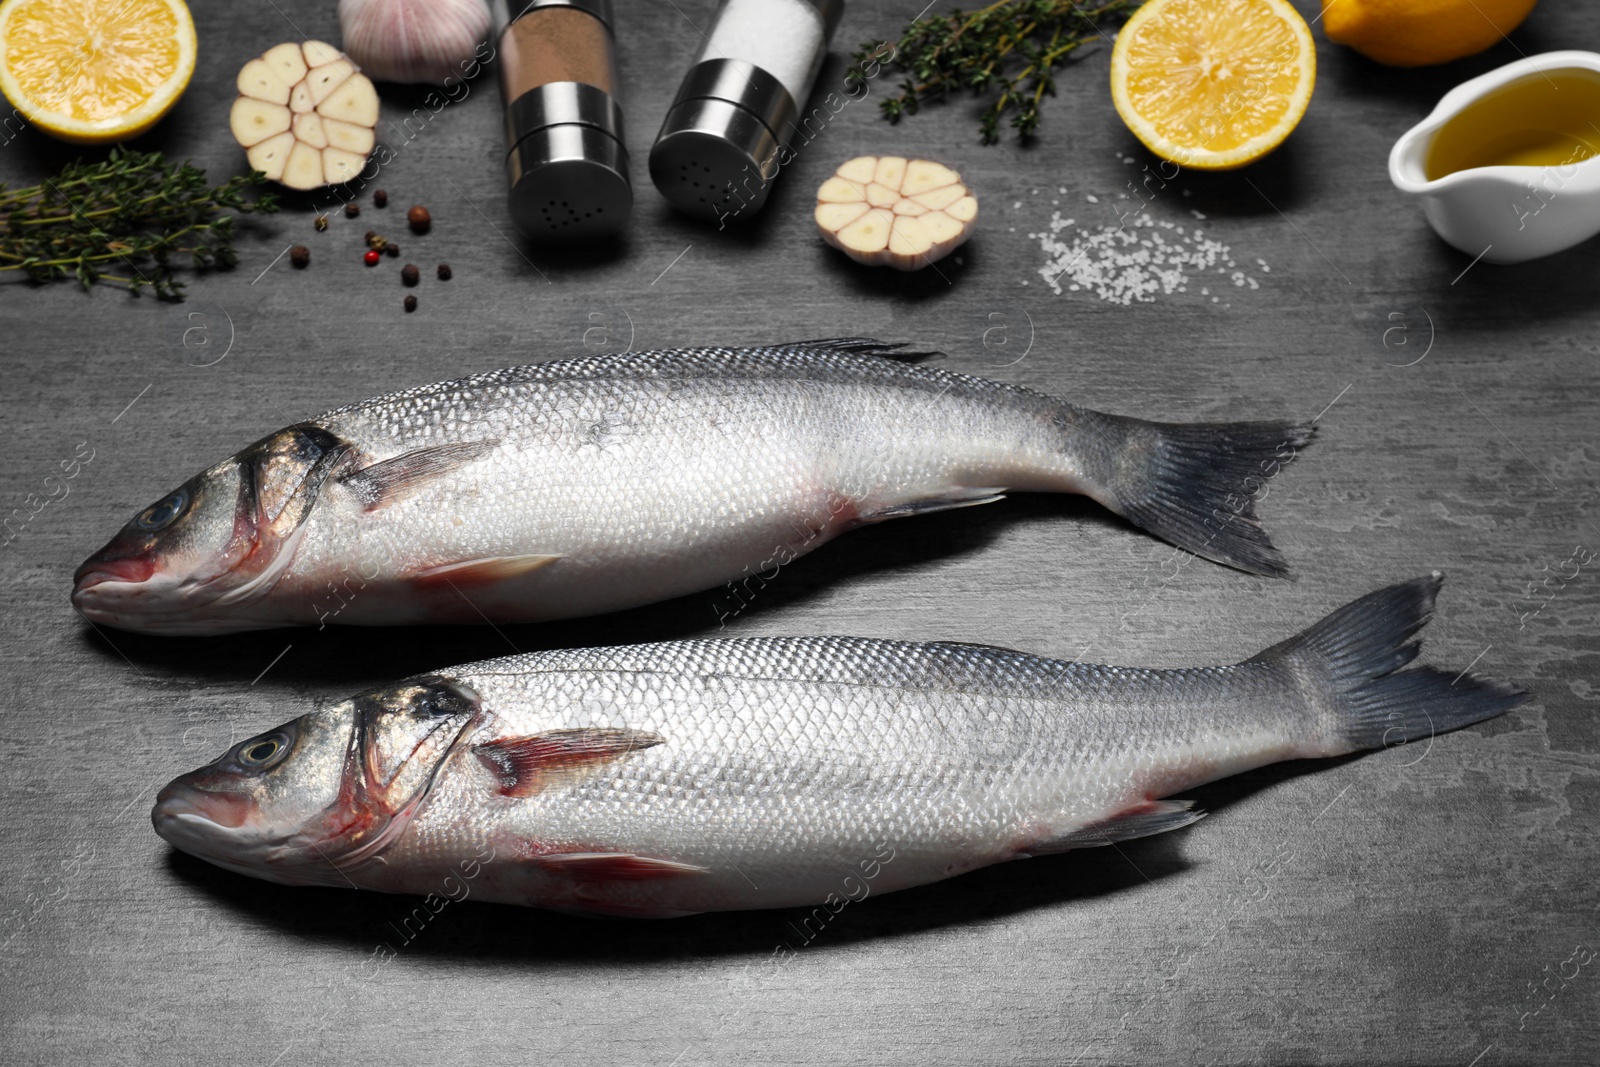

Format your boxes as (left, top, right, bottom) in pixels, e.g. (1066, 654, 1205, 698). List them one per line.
(1, 1, 1596, 1064)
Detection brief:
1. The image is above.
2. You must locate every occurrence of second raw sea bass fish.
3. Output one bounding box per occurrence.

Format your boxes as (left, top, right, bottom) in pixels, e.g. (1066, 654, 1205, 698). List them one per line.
(151, 575, 1523, 917)
(74, 339, 1311, 634)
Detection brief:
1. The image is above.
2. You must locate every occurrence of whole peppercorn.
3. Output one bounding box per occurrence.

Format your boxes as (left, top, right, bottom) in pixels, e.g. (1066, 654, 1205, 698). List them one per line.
(436, 263, 452, 281)
(385, 243, 400, 258)
(363, 249, 381, 266)
(314, 214, 328, 232)
(403, 295, 418, 312)
(344, 202, 360, 218)
(364, 230, 376, 242)
(407, 204, 431, 234)
(401, 263, 420, 286)
(373, 189, 388, 208)
(289, 244, 310, 268)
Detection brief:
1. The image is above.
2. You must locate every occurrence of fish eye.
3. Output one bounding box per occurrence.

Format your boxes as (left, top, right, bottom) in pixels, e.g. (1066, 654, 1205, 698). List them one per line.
(135, 487, 190, 532)
(236, 731, 291, 769)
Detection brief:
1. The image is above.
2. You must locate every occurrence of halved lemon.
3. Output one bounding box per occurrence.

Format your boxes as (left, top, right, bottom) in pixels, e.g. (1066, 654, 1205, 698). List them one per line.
(0, 0, 197, 144)
(1110, 0, 1315, 171)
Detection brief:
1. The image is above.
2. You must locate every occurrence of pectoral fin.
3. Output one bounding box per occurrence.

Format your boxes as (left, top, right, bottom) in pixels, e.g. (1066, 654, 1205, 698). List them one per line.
(411, 554, 561, 590)
(340, 440, 498, 511)
(473, 727, 665, 798)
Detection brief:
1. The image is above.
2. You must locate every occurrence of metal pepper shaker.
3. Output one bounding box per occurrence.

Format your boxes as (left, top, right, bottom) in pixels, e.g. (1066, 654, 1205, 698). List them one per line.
(493, 0, 631, 240)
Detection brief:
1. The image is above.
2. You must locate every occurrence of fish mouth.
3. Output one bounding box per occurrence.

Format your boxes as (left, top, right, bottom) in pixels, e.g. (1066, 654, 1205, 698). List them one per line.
(150, 781, 299, 883)
(69, 570, 230, 633)
(72, 555, 156, 593)
(69, 524, 295, 634)
(70, 570, 167, 625)
(154, 781, 256, 830)
(70, 556, 160, 620)
(71, 569, 291, 634)
(152, 794, 295, 884)
(151, 771, 354, 887)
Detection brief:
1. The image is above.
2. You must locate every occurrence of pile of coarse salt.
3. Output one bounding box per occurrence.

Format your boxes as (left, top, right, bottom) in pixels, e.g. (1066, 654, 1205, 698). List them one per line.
(1030, 203, 1264, 305)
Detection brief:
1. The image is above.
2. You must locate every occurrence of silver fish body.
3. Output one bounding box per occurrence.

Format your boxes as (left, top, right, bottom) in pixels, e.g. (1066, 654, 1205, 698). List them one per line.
(152, 576, 1523, 917)
(75, 340, 1310, 633)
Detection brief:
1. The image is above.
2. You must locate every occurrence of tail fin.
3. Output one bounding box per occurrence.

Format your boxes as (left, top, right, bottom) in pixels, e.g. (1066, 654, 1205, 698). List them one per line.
(1249, 573, 1528, 755)
(1104, 417, 1314, 577)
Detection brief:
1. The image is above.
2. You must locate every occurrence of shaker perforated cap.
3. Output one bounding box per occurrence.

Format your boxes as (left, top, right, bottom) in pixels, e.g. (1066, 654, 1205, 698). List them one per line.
(505, 83, 631, 240)
(649, 60, 796, 223)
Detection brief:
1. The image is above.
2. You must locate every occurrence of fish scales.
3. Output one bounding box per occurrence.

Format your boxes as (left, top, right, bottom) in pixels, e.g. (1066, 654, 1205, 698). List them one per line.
(75, 340, 1311, 633)
(389, 638, 1297, 911)
(302, 346, 1085, 604)
(151, 577, 1527, 917)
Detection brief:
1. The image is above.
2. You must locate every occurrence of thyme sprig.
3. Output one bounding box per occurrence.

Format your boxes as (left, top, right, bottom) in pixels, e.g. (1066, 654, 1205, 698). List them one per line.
(0, 146, 279, 300)
(856, 0, 1141, 144)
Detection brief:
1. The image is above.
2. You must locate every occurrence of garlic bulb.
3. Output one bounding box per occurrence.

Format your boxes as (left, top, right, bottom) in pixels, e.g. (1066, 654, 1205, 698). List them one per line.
(816, 156, 979, 272)
(230, 41, 380, 190)
(338, 0, 492, 85)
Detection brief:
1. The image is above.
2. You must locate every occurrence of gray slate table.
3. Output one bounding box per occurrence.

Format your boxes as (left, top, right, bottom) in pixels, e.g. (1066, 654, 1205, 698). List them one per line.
(1, 2, 1595, 1064)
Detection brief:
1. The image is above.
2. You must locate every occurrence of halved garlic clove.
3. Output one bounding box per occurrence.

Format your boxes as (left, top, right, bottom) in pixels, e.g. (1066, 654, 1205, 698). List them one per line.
(229, 41, 380, 190)
(306, 59, 358, 107)
(324, 118, 376, 156)
(302, 40, 344, 68)
(316, 75, 380, 127)
(292, 112, 328, 149)
(835, 156, 876, 184)
(262, 42, 308, 85)
(865, 182, 898, 208)
(911, 184, 965, 212)
(901, 159, 961, 197)
(815, 202, 870, 232)
(246, 131, 297, 182)
(229, 97, 292, 147)
(815, 155, 977, 271)
(837, 209, 895, 255)
(873, 156, 907, 188)
(282, 141, 326, 190)
(236, 59, 289, 106)
(816, 177, 864, 203)
(322, 148, 368, 185)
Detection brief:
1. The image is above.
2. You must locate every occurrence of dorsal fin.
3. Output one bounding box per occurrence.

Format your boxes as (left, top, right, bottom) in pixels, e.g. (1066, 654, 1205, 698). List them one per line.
(787, 338, 944, 362)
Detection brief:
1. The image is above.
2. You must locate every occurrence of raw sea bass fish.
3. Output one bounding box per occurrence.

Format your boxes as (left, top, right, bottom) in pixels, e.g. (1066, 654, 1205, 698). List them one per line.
(153, 575, 1523, 917)
(73, 340, 1310, 634)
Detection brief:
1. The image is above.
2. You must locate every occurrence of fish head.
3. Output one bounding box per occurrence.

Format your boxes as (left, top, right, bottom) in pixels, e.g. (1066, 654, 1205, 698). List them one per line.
(151, 677, 482, 887)
(152, 707, 354, 885)
(71, 425, 349, 634)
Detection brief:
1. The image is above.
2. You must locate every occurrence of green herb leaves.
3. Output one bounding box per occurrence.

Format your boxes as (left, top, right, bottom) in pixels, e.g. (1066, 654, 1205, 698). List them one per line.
(855, 0, 1139, 144)
(0, 147, 279, 300)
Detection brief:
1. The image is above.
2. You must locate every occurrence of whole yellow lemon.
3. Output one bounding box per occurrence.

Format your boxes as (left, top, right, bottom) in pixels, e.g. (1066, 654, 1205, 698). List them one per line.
(1322, 0, 1540, 67)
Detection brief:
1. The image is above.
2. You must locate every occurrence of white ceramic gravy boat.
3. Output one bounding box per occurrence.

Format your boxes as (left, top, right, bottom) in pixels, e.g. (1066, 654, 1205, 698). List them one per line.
(1389, 50, 1600, 265)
